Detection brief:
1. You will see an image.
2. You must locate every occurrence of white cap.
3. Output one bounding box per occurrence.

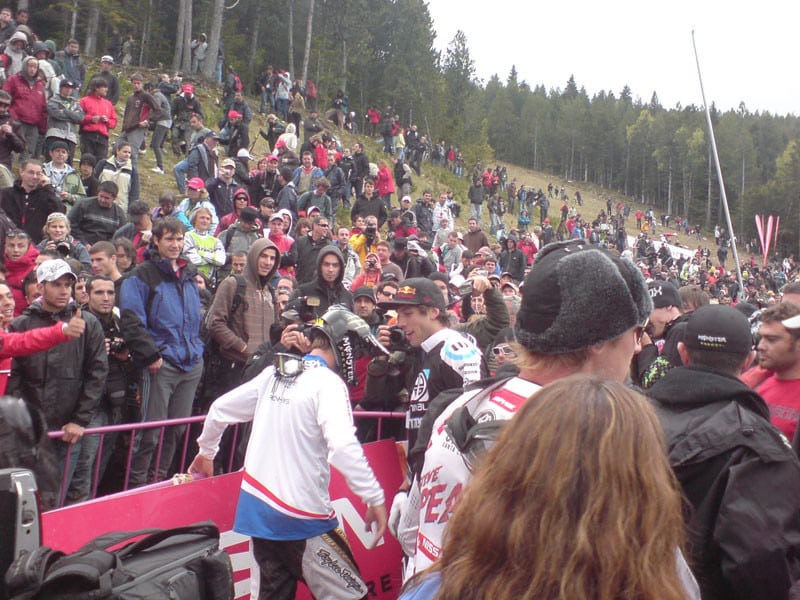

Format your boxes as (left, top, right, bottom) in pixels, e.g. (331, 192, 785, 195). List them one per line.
(236, 148, 254, 160)
(782, 314, 800, 329)
(37, 259, 77, 284)
(100, 55, 114, 63)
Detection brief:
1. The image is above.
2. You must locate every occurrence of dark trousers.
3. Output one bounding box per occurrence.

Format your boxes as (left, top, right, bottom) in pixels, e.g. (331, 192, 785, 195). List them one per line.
(252, 537, 306, 600)
(80, 131, 110, 161)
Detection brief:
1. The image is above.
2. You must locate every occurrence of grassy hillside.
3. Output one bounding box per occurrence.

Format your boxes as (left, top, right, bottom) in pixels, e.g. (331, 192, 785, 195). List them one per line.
(118, 66, 741, 260)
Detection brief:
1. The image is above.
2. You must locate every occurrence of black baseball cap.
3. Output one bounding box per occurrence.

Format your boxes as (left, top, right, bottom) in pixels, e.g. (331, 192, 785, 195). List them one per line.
(683, 304, 753, 354)
(352, 286, 376, 303)
(377, 277, 445, 311)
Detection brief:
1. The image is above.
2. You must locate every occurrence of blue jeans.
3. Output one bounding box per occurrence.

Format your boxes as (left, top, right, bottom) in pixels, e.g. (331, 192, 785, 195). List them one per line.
(52, 437, 82, 506)
(276, 98, 289, 121)
(470, 203, 482, 224)
(173, 159, 188, 193)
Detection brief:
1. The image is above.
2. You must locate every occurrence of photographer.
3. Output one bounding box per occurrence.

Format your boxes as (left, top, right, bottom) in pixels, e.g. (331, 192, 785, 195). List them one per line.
(37, 212, 90, 270)
(67, 275, 134, 503)
(454, 273, 511, 353)
(349, 214, 380, 267)
(377, 278, 484, 450)
(349, 251, 382, 289)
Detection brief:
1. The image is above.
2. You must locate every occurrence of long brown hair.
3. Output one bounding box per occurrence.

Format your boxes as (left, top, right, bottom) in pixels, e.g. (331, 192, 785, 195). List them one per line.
(434, 375, 686, 600)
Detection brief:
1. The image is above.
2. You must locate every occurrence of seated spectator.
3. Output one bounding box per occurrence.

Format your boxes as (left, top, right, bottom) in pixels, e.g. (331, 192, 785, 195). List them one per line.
(36, 212, 91, 270)
(112, 200, 151, 264)
(78, 153, 100, 198)
(94, 140, 138, 213)
(183, 207, 225, 283)
(114, 238, 137, 273)
(4, 230, 38, 317)
(69, 181, 127, 246)
(151, 190, 191, 230)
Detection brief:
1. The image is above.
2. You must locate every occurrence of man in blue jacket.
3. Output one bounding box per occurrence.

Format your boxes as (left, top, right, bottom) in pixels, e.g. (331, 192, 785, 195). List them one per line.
(120, 216, 204, 487)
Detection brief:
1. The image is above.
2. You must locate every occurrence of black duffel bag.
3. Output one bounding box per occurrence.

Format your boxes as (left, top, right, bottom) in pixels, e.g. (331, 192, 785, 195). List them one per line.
(5, 521, 234, 600)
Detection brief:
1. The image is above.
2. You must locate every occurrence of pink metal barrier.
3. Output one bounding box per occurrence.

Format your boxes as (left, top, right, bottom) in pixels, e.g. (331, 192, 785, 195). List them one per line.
(48, 411, 406, 508)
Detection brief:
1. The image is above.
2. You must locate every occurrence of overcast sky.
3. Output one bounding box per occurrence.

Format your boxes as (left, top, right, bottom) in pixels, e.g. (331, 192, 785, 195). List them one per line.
(426, 0, 799, 116)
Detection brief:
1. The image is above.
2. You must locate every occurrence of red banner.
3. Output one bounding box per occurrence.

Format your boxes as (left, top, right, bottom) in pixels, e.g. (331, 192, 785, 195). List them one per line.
(43, 440, 405, 600)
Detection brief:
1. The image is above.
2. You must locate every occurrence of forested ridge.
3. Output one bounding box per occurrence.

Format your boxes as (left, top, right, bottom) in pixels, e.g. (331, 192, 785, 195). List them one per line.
(34, 0, 800, 255)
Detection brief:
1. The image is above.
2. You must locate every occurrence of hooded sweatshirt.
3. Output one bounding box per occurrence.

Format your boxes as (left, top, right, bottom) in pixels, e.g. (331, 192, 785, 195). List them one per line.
(5, 242, 39, 317)
(4, 56, 47, 131)
(208, 238, 279, 363)
(296, 245, 353, 313)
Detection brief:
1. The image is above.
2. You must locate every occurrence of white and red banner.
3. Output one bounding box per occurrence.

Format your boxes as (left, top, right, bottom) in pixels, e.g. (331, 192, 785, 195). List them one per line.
(43, 440, 405, 600)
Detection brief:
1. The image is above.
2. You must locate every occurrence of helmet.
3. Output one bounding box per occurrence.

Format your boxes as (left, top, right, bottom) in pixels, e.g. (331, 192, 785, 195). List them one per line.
(309, 307, 388, 386)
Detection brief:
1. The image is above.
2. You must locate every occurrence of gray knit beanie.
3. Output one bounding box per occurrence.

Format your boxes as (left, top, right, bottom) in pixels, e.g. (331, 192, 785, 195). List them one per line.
(515, 240, 652, 354)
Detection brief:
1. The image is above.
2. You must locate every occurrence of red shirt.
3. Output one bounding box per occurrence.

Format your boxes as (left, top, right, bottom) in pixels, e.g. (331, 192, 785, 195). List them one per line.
(758, 375, 800, 440)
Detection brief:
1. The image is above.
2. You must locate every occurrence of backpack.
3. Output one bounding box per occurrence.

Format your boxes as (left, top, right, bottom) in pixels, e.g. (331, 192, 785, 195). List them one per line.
(4, 521, 233, 600)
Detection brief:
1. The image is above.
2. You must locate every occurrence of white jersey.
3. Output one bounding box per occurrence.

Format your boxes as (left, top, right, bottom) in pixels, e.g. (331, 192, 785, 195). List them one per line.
(400, 376, 541, 573)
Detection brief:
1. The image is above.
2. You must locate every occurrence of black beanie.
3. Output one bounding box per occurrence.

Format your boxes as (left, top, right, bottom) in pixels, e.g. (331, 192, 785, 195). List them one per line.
(515, 240, 652, 354)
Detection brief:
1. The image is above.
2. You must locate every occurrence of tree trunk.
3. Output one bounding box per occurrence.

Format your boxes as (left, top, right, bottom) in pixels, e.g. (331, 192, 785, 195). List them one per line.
(172, 0, 186, 72)
(180, 0, 192, 75)
(666, 159, 672, 215)
(300, 0, 314, 84)
(340, 38, 347, 93)
(624, 142, 630, 196)
(248, 11, 261, 82)
(84, 3, 100, 57)
(203, 0, 224, 81)
(288, 2, 295, 78)
(70, 0, 78, 39)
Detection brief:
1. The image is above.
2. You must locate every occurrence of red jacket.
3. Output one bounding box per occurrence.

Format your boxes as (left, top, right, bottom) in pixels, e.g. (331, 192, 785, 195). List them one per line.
(5, 243, 39, 317)
(313, 144, 328, 170)
(4, 72, 46, 132)
(0, 323, 70, 394)
(376, 166, 395, 196)
(79, 93, 117, 137)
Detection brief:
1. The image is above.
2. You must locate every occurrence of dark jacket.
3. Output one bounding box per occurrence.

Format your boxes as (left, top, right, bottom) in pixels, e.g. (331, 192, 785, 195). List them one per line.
(351, 195, 387, 229)
(295, 245, 353, 314)
(119, 252, 204, 371)
(498, 242, 526, 282)
(293, 233, 331, 285)
(0, 181, 64, 244)
(0, 112, 26, 169)
(69, 196, 127, 246)
(186, 142, 218, 182)
(649, 366, 800, 600)
(8, 301, 107, 429)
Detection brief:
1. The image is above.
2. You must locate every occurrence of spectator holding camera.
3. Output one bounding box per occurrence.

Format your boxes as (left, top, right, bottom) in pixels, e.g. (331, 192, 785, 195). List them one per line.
(37, 212, 90, 270)
(43, 141, 86, 208)
(67, 275, 134, 503)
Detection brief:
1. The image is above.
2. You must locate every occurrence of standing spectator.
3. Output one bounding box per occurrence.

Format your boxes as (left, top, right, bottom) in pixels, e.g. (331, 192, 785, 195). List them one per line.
(186, 129, 220, 183)
(88, 55, 120, 105)
(468, 181, 484, 223)
(4, 56, 46, 160)
(0, 89, 24, 173)
(177, 177, 218, 230)
(120, 72, 161, 173)
(3, 31, 28, 79)
(0, 159, 63, 244)
(296, 244, 354, 313)
(207, 238, 279, 394)
(412, 191, 434, 236)
(120, 217, 204, 486)
(217, 207, 264, 279)
(58, 39, 86, 94)
(8, 259, 107, 497)
(171, 84, 204, 156)
(94, 140, 138, 213)
(293, 214, 333, 285)
(79, 77, 117, 161)
(0, 7, 15, 46)
(44, 79, 84, 164)
(650, 304, 800, 599)
(462, 217, 490, 255)
(146, 82, 172, 175)
(375, 159, 395, 211)
(350, 178, 387, 229)
(78, 154, 99, 198)
(69, 180, 127, 246)
(350, 142, 369, 197)
(67, 275, 133, 503)
(498, 237, 526, 282)
(190, 33, 207, 73)
(206, 157, 239, 219)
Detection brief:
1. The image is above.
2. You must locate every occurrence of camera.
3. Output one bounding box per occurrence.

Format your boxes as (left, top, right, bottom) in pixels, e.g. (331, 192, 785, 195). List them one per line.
(109, 339, 126, 354)
(281, 295, 321, 325)
(457, 280, 473, 296)
(55, 241, 71, 257)
(365, 258, 378, 269)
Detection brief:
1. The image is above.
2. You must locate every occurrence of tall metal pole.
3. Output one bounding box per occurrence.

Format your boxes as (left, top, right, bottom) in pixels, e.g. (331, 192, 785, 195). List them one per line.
(692, 31, 745, 301)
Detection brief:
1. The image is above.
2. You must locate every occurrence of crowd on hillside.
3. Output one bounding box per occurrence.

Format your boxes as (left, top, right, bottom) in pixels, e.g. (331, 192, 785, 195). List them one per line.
(4, 6, 800, 600)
